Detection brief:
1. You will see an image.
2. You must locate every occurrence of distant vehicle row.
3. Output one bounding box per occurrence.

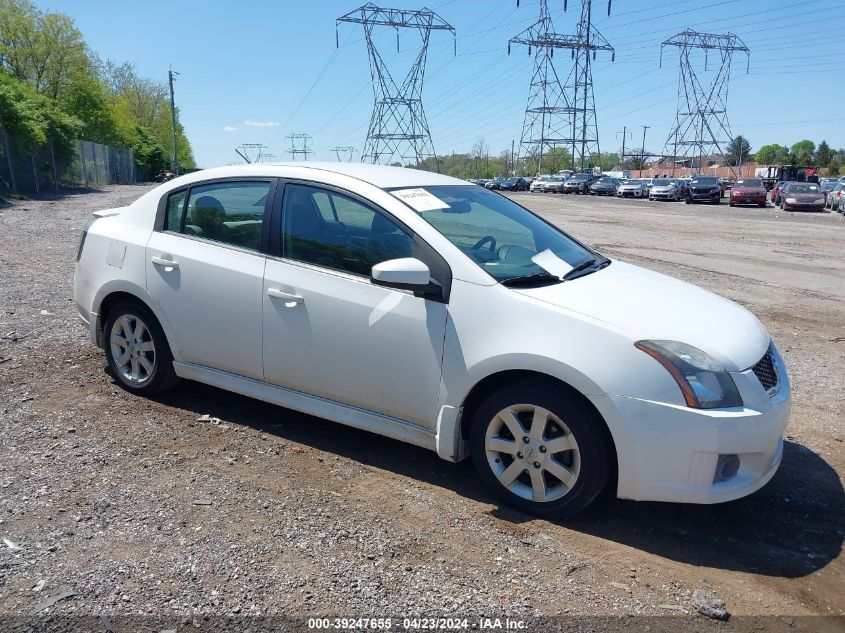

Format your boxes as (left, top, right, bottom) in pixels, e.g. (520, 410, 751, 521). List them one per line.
(469, 174, 842, 211)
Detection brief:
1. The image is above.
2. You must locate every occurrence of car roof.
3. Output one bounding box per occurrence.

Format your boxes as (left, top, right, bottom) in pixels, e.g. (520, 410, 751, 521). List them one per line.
(166, 162, 466, 189)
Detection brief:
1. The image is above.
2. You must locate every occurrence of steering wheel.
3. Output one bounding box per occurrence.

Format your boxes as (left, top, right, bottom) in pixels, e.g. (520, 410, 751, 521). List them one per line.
(471, 235, 497, 252)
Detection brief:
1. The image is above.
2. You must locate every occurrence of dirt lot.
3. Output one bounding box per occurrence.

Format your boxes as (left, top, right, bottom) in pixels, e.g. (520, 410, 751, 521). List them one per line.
(0, 185, 843, 631)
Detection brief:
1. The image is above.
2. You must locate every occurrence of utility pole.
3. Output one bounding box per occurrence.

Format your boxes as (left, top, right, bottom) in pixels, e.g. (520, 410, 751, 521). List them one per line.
(616, 126, 631, 170)
(672, 129, 678, 177)
(511, 139, 515, 176)
(168, 67, 180, 175)
(640, 125, 649, 178)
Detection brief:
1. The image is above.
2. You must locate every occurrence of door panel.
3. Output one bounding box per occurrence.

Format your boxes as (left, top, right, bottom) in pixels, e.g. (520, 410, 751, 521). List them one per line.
(262, 259, 447, 427)
(146, 232, 266, 380)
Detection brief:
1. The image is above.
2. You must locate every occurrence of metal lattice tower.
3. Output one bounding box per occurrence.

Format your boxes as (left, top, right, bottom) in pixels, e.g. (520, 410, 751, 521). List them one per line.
(661, 29, 750, 176)
(287, 133, 314, 161)
(337, 4, 455, 166)
(332, 146, 359, 162)
(234, 143, 267, 164)
(510, 0, 614, 175)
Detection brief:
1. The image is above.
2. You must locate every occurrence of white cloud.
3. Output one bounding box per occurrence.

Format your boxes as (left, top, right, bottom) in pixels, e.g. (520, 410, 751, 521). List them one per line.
(223, 126, 238, 132)
(243, 118, 280, 128)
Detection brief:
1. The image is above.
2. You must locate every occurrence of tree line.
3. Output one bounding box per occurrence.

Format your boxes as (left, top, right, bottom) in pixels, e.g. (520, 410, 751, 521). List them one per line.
(0, 0, 194, 177)
(725, 135, 843, 175)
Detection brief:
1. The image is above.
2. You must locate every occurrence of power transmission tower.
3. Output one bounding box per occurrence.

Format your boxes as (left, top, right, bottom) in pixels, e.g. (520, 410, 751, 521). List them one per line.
(660, 29, 750, 177)
(336, 4, 455, 167)
(287, 134, 313, 161)
(332, 146, 359, 162)
(234, 143, 266, 164)
(509, 0, 614, 175)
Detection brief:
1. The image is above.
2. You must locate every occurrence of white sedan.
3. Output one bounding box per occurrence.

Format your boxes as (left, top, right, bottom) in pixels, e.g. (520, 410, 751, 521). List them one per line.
(74, 163, 790, 516)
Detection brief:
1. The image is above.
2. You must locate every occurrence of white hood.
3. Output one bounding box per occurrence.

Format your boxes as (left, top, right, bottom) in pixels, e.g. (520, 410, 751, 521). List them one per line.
(513, 261, 769, 371)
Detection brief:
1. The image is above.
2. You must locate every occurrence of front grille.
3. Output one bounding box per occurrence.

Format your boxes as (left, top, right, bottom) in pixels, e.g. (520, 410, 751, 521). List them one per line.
(751, 348, 778, 393)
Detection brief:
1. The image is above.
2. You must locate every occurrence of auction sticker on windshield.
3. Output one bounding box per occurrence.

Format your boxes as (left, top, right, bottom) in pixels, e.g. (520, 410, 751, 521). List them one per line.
(391, 188, 450, 212)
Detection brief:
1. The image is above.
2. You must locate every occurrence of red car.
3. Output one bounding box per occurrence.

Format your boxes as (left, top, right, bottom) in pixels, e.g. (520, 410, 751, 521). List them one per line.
(770, 181, 788, 205)
(729, 177, 767, 207)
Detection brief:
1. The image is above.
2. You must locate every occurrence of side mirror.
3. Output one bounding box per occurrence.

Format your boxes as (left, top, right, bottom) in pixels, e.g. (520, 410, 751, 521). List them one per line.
(371, 258, 441, 299)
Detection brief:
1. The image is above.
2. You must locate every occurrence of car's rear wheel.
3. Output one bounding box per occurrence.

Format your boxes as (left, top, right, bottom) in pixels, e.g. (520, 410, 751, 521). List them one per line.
(104, 301, 178, 395)
(470, 384, 611, 517)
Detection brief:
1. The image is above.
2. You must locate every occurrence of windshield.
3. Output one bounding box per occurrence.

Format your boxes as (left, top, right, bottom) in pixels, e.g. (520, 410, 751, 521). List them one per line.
(620, 180, 639, 185)
(736, 178, 763, 187)
(652, 179, 670, 186)
(505, 178, 519, 183)
(690, 177, 718, 185)
(390, 185, 600, 283)
(573, 173, 591, 179)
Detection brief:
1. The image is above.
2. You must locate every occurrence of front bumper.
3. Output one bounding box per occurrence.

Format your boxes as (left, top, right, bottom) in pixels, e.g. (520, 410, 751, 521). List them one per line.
(689, 190, 720, 201)
(732, 193, 766, 204)
(589, 367, 791, 504)
(650, 190, 678, 199)
(783, 201, 825, 210)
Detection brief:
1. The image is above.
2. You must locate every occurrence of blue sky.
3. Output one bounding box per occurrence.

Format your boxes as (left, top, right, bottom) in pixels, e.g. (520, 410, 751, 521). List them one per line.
(38, 0, 845, 167)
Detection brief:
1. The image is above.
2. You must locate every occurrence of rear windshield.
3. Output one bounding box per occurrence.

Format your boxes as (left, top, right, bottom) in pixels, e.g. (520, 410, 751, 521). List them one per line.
(789, 185, 819, 193)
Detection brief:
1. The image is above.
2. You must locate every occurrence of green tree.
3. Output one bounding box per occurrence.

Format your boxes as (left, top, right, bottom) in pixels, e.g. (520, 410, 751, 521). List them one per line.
(595, 152, 620, 172)
(0, 70, 79, 158)
(755, 144, 790, 165)
(724, 135, 752, 166)
(790, 139, 815, 165)
(0, 0, 90, 100)
(814, 140, 833, 167)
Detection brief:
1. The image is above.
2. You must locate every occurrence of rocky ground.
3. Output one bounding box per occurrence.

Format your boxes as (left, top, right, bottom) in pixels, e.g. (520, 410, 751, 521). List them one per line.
(0, 185, 842, 632)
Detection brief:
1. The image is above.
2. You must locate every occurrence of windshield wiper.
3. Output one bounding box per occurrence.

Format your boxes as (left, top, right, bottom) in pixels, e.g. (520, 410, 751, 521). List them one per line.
(501, 272, 562, 287)
(561, 256, 610, 280)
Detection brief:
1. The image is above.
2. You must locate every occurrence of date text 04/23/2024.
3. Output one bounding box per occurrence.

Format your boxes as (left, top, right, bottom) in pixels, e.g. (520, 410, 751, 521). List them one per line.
(307, 618, 527, 630)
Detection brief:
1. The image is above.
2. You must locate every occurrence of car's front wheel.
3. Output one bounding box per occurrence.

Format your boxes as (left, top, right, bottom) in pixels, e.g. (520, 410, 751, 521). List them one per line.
(470, 384, 611, 517)
(103, 301, 178, 395)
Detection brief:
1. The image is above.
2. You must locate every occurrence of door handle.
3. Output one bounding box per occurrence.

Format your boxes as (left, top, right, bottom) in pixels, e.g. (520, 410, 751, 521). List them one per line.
(267, 288, 304, 305)
(151, 255, 179, 270)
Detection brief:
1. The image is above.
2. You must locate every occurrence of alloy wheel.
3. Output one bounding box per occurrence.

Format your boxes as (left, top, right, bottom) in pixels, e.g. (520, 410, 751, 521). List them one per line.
(110, 314, 156, 385)
(484, 404, 581, 503)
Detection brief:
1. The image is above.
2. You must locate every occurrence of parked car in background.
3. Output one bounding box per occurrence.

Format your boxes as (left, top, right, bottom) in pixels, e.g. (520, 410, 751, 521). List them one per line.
(615, 179, 649, 198)
(500, 177, 530, 192)
(729, 178, 767, 208)
(74, 162, 791, 517)
(780, 183, 825, 211)
(485, 177, 507, 190)
(825, 183, 844, 211)
(563, 173, 595, 194)
(770, 181, 787, 205)
(589, 177, 619, 196)
(530, 176, 552, 192)
(685, 176, 722, 204)
(542, 176, 566, 193)
(820, 179, 839, 200)
(649, 179, 682, 201)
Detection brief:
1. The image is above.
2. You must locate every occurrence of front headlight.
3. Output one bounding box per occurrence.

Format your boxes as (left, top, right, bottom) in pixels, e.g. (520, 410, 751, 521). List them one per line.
(635, 340, 743, 409)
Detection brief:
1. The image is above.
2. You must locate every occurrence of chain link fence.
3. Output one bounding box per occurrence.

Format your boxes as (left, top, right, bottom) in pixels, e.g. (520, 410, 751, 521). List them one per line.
(0, 135, 138, 196)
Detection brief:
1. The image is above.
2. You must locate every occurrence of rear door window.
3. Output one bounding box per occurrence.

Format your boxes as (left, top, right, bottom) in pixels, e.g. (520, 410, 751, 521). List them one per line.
(174, 181, 271, 251)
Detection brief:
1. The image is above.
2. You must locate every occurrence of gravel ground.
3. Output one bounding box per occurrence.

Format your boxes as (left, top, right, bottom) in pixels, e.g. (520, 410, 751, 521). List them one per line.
(0, 185, 843, 632)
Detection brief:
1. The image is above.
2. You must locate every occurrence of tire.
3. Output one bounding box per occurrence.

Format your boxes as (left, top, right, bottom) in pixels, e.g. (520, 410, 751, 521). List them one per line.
(758, 202, 765, 208)
(729, 201, 735, 207)
(469, 383, 612, 518)
(684, 197, 691, 204)
(103, 300, 179, 396)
